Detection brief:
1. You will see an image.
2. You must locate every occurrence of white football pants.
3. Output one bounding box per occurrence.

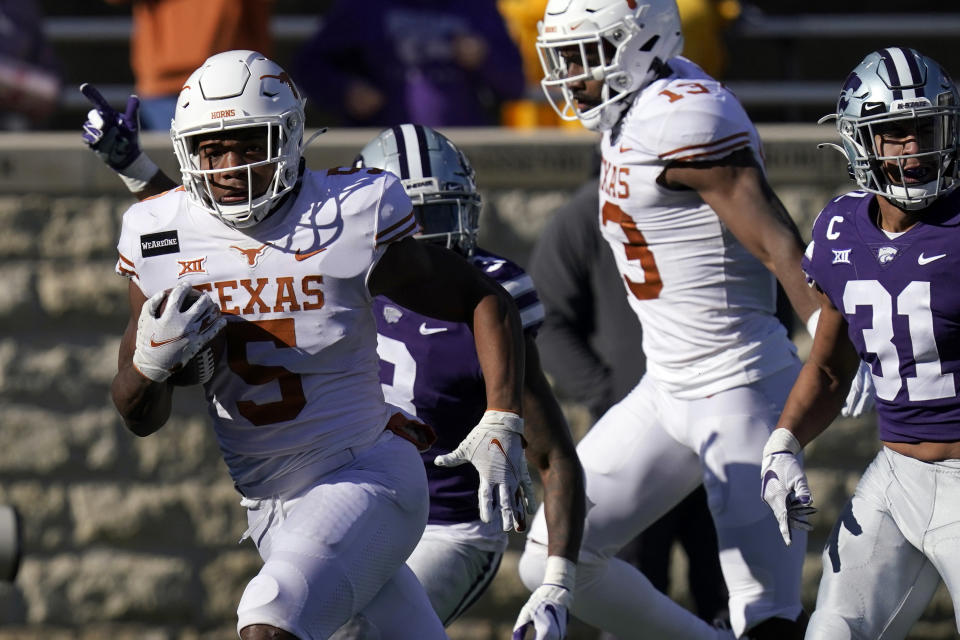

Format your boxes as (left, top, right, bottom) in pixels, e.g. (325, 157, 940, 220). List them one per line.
(405, 521, 507, 625)
(235, 431, 447, 640)
(806, 447, 960, 639)
(520, 365, 806, 638)
(330, 519, 507, 638)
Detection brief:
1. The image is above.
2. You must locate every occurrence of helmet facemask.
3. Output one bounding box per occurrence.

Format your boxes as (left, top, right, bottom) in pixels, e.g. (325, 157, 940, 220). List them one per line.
(841, 107, 960, 210)
(170, 50, 306, 229)
(820, 47, 960, 211)
(536, 0, 683, 131)
(538, 27, 636, 130)
(405, 177, 482, 255)
(356, 124, 482, 256)
(174, 118, 301, 228)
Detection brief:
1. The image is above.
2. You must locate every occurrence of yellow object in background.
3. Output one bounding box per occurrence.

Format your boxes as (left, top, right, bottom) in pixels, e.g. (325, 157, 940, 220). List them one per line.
(677, 0, 741, 79)
(497, 0, 741, 127)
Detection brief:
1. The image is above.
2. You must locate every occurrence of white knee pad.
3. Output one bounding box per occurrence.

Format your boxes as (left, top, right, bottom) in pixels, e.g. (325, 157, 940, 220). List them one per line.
(237, 558, 342, 639)
(518, 538, 548, 592)
(805, 610, 854, 640)
(329, 613, 381, 640)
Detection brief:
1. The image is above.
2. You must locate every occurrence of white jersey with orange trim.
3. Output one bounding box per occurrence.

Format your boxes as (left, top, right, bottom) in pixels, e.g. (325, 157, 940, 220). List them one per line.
(598, 56, 796, 399)
(115, 167, 418, 496)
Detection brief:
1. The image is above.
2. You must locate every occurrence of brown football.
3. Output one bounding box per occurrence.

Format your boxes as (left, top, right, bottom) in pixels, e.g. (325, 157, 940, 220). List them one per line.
(154, 287, 225, 386)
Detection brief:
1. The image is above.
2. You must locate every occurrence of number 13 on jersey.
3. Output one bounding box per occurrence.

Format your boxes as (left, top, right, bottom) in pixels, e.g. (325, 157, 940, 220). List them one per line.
(601, 199, 663, 301)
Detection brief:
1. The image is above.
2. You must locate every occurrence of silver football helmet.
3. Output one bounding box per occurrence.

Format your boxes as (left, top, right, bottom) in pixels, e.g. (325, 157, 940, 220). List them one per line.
(536, 0, 683, 131)
(171, 50, 306, 228)
(820, 46, 960, 210)
(355, 124, 482, 255)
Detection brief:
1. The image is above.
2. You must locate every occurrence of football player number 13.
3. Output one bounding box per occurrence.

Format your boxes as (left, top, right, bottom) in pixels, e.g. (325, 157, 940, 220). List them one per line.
(602, 200, 663, 300)
(844, 280, 955, 402)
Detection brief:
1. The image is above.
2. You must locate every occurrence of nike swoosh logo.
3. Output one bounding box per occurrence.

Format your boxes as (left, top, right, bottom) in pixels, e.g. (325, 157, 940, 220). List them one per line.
(419, 323, 448, 335)
(294, 247, 327, 261)
(149, 333, 187, 348)
(761, 469, 780, 496)
(619, 145, 633, 153)
(918, 252, 946, 265)
(490, 438, 508, 458)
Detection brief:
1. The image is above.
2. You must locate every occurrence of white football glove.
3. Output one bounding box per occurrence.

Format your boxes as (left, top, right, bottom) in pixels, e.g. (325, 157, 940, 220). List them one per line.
(761, 428, 816, 546)
(512, 556, 575, 640)
(806, 308, 875, 418)
(133, 283, 226, 383)
(841, 360, 876, 418)
(434, 409, 535, 532)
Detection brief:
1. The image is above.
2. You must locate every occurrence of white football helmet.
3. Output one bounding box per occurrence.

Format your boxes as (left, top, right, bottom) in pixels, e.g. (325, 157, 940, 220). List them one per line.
(820, 46, 960, 210)
(537, 0, 683, 131)
(355, 124, 482, 256)
(171, 50, 306, 228)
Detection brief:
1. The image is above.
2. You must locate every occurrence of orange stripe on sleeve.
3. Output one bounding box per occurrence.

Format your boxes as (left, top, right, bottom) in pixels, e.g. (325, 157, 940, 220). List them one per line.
(142, 185, 185, 201)
(116, 264, 137, 278)
(658, 131, 751, 160)
(668, 140, 752, 162)
(375, 218, 421, 247)
(375, 210, 417, 242)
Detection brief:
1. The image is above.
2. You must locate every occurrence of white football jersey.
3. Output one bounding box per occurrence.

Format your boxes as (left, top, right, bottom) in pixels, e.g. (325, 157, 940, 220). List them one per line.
(599, 57, 796, 399)
(115, 167, 418, 495)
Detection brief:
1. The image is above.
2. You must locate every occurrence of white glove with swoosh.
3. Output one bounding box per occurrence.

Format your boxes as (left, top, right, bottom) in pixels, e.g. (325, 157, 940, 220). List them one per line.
(760, 428, 816, 546)
(434, 409, 535, 532)
(133, 283, 226, 382)
(512, 556, 575, 640)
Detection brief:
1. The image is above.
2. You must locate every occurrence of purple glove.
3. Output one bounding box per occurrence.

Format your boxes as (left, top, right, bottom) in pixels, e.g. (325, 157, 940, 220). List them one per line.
(80, 83, 142, 171)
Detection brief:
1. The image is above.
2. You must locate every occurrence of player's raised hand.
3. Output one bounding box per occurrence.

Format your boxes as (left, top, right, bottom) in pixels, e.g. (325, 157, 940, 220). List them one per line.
(760, 428, 816, 546)
(435, 409, 535, 532)
(80, 83, 159, 192)
(80, 83, 143, 170)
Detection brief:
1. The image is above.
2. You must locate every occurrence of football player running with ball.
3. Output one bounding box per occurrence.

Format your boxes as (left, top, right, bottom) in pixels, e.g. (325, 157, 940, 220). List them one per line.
(761, 47, 960, 639)
(83, 70, 585, 639)
(100, 50, 534, 640)
(519, 0, 857, 638)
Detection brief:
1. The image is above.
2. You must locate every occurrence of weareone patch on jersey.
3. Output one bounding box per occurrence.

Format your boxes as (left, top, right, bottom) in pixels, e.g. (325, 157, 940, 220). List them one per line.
(140, 230, 180, 257)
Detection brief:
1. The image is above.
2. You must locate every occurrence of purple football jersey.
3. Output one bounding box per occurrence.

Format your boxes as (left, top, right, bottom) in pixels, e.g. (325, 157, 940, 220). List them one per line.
(803, 189, 960, 442)
(374, 248, 544, 524)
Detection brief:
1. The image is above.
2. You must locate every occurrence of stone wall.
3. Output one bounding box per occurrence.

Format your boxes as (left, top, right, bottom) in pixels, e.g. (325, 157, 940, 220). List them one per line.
(0, 128, 955, 639)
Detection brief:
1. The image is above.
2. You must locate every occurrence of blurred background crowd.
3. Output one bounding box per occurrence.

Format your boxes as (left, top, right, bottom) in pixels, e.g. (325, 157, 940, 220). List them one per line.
(4, 0, 958, 133)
